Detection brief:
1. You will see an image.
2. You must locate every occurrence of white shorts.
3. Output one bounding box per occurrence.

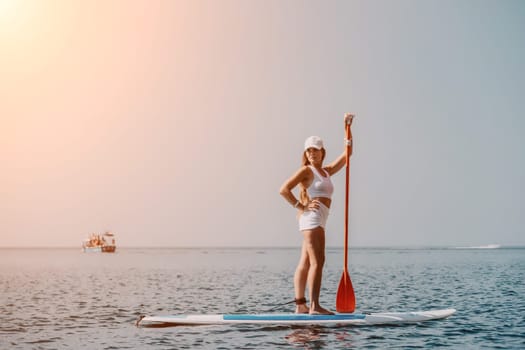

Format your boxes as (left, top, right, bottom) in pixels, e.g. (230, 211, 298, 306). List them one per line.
(298, 202, 330, 231)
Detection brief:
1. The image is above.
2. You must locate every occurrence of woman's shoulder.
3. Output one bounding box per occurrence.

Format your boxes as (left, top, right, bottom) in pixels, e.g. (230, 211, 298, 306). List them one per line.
(297, 165, 314, 177)
(301, 164, 313, 171)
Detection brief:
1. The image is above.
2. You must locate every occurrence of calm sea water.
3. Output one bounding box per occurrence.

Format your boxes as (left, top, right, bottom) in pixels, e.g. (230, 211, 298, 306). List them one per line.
(1, 247, 524, 349)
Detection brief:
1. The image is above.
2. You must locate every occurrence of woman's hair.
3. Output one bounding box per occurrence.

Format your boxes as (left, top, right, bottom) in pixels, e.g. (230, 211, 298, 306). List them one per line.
(299, 148, 326, 205)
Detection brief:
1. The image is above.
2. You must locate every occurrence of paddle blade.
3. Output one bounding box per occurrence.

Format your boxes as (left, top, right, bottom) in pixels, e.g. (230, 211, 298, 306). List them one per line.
(336, 270, 355, 313)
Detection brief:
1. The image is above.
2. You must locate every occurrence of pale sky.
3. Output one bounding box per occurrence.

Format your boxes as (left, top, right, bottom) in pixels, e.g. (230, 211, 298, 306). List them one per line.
(1, 0, 524, 247)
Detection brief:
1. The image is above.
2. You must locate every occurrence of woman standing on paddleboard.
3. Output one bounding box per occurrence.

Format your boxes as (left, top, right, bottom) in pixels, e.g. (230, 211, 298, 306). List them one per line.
(280, 113, 354, 314)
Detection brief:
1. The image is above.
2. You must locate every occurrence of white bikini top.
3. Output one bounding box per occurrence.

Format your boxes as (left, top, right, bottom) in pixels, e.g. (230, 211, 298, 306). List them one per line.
(307, 166, 334, 199)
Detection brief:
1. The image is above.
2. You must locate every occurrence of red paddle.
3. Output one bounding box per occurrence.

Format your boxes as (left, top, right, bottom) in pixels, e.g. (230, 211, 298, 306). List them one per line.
(336, 120, 356, 313)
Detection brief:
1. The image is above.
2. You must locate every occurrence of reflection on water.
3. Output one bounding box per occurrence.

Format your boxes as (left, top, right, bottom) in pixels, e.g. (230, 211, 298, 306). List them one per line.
(286, 327, 325, 349)
(284, 326, 358, 349)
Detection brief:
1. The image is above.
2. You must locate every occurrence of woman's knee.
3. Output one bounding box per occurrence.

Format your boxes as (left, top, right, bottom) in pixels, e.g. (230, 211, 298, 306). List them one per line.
(305, 244, 325, 269)
(296, 257, 310, 271)
(310, 253, 325, 269)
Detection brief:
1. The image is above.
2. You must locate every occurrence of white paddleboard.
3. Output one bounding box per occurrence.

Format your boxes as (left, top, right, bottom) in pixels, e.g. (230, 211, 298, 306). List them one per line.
(138, 308, 455, 326)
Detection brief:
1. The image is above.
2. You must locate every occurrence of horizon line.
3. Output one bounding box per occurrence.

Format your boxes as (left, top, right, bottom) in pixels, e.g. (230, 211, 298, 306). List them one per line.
(1, 244, 523, 249)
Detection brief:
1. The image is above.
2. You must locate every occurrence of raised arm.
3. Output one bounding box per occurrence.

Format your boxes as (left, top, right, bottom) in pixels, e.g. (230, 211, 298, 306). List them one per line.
(325, 113, 354, 176)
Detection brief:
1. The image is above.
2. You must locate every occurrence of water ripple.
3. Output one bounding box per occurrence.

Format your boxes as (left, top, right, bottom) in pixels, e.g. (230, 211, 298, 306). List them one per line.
(1, 247, 524, 349)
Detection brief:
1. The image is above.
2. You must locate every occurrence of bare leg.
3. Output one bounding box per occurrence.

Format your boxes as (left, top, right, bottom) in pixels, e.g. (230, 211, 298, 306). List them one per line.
(294, 240, 310, 313)
(303, 227, 333, 314)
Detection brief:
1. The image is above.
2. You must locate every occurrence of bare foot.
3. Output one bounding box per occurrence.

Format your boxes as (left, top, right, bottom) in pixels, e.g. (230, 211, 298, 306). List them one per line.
(295, 304, 309, 314)
(309, 306, 334, 315)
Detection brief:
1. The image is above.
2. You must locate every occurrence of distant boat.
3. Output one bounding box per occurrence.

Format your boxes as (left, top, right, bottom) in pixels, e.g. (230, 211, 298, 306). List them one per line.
(82, 232, 116, 253)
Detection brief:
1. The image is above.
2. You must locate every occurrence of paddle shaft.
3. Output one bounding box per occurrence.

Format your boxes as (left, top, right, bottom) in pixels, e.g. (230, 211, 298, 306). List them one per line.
(344, 123, 351, 270)
(336, 119, 356, 313)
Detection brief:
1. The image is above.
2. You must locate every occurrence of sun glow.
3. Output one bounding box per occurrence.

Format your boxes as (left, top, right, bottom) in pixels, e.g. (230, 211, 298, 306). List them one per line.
(0, 0, 16, 13)
(0, 0, 23, 30)
(0, 0, 43, 56)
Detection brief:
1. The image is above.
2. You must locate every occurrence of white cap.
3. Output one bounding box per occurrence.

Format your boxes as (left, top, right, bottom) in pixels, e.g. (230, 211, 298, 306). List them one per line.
(304, 136, 324, 150)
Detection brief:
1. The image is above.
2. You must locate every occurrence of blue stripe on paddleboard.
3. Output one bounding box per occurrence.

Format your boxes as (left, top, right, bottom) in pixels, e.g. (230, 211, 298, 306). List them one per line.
(223, 314, 366, 321)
